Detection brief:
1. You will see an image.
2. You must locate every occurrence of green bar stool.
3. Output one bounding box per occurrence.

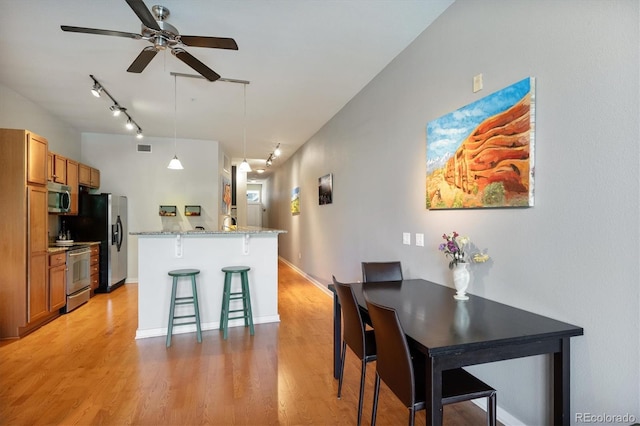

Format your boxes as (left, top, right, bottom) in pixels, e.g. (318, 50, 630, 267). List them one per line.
(220, 266, 254, 340)
(166, 268, 202, 347)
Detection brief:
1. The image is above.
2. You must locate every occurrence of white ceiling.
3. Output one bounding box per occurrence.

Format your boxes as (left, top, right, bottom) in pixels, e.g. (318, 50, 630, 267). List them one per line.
(0, 0, 451, 180)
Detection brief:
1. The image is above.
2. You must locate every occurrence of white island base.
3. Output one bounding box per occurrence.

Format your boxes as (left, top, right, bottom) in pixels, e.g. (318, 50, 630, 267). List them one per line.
(132, 229, 285, 340)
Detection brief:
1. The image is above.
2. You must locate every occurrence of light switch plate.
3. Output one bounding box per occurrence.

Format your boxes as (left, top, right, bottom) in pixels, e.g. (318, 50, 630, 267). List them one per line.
(416, 233, 424, 247)
(403, 232, 411, 245)
(473, 73, 483, 93)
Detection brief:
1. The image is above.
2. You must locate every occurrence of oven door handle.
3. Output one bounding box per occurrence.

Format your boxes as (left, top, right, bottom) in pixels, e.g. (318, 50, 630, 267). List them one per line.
(69, 250, 91, 257)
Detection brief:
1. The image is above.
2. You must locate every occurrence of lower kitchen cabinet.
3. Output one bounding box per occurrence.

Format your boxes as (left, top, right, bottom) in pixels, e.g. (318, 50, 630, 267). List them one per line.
(49, 252, 67, 312)
(90, 244, 100, 296)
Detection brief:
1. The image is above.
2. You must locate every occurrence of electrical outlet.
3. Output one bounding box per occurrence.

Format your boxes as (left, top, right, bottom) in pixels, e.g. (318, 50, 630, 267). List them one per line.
(416, 233, 424, 247)
(403, 232, 411, 245)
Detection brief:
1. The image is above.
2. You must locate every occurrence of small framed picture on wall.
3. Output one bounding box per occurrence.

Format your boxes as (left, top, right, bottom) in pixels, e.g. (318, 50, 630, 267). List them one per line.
(319, 173, 333, 205)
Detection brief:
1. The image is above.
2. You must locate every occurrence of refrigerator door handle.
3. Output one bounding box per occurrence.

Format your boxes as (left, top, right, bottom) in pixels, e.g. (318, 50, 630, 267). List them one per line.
(115, 215, 123, 251)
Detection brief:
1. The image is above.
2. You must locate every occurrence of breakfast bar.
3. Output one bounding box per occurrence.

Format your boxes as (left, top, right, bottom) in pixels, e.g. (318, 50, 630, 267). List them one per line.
(131, 227, 286, 339)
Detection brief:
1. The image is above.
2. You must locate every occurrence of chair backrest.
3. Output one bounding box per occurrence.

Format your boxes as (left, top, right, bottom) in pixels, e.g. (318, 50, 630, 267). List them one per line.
(361, 261, 403, 283)
(333, 276, 367, 359)
(365, 299, 415, 408)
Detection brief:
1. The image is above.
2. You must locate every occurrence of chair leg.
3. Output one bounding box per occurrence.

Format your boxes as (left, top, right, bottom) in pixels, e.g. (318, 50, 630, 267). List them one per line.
(487, 392, 497, 426)
(241, 271, 255, 335)
(357, 358, 367, 426)
(408, 407, 415, 426)
(191, 275, 202, 343)
(166, 277, 178, 347)
(337, 341, 347, 398)
(371, 373, 380, 426)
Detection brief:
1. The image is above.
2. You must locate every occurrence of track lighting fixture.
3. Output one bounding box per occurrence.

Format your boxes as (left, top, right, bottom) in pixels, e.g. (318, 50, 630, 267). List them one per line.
(90, 75, 143, 138)
(91, 82, 103, 97)
(264, 143, 281, 167)
(273, 143, 281, 157)
(110, 105, 123, 117)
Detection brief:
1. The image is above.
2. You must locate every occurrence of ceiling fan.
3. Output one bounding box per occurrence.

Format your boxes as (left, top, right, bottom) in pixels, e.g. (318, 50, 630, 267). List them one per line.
(61, 0, 238, 81)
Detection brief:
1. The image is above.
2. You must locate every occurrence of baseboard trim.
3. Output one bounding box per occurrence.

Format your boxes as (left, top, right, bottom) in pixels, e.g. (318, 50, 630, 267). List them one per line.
(135, 315, 280, 339)
(279, 256, 333, 297)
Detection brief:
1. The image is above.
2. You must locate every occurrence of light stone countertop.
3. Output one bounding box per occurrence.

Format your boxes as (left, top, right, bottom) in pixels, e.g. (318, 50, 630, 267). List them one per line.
(130, 226, 287, 236)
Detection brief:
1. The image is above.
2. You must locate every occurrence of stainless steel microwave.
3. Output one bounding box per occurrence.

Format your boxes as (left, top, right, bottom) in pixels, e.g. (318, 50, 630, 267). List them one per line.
(47, 182, 71, 213)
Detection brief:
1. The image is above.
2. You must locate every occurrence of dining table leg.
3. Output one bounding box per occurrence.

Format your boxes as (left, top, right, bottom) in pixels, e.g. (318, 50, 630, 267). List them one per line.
(333, 292, 341, 379)
(425, 357, 444, 426)
(553, 337, 571, 425)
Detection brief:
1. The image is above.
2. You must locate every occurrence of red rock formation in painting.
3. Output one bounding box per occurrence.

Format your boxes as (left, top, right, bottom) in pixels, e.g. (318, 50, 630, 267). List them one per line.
(443, 95, 531, 197)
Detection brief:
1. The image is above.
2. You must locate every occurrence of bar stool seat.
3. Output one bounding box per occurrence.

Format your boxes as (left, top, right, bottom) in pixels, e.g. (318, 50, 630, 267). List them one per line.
(166, 268, 202, 347)
(220, 266, 254, 339)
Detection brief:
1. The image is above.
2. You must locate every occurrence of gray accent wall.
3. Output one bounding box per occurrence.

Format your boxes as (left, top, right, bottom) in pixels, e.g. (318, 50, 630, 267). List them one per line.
(266, 0, 640, 423)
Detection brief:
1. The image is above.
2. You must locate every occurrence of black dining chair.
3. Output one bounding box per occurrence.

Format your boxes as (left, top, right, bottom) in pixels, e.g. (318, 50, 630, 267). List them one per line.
(332, 276, 377, 426)
(365, 299, 497, 426)
(361, 261, 403, 282)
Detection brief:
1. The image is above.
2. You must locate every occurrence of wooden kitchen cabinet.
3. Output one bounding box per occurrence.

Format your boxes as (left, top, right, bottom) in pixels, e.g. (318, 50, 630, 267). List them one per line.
(90, 245, 100, 297)
(79, 163, 100, 189)
(66, 159, 79, 215)
(28, 132, 48, 186)
(48, 153, 68, 184)
(0, 129, 56, 339)
(49, 252, 67, 312)
(90, 167, 100, 188)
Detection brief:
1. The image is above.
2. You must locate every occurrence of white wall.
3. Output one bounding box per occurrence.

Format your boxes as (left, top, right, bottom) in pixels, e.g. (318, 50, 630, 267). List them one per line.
(266, 0, 640, 424)
(81, 133, 220, 283)
(0, 83, 81, 158)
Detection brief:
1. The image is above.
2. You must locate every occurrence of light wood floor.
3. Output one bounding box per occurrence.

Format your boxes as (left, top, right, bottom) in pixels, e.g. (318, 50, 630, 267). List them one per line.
(0, 260, 494, 425)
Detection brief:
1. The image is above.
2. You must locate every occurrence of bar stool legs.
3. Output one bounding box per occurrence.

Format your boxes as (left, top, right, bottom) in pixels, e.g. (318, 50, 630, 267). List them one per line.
(220, 266, 254, 340)
(166, 269, 202, 347)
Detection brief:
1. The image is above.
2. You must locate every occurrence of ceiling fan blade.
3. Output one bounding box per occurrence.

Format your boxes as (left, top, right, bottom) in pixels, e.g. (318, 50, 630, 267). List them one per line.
(125, 0, 161, 31)
(61, 25, 141, 39)
(180, 36, 239, 50)
(127, 47, 158, 73)
(173, 49, 221, 82)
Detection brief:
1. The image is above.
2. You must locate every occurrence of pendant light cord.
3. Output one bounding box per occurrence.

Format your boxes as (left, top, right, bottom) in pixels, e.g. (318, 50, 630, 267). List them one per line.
(174, 74, 177, 152)
(243, 84, 247, 158)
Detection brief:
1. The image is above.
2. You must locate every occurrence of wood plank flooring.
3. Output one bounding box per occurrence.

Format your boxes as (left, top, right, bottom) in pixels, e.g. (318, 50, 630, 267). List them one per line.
(0, 260, 494, 425)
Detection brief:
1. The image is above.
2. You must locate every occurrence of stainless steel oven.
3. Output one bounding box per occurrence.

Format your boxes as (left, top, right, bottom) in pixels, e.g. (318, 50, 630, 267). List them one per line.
(64, 246, 91, 312)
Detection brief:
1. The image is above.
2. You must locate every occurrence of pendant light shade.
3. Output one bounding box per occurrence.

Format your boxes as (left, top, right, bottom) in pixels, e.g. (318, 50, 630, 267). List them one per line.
(239, 84, 252, 172)
(168, 155, 183, 170)
(238, 159, 251, 172)
(167, 74, 183, 170)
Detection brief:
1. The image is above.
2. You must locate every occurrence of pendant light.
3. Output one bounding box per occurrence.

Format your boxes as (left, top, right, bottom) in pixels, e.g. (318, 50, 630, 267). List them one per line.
(167, 74, 184, 170)
(238, 83, 252, 172)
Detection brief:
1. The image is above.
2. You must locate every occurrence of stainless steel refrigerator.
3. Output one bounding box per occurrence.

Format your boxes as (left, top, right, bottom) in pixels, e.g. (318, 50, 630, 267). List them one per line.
(69, 193, 128, 292)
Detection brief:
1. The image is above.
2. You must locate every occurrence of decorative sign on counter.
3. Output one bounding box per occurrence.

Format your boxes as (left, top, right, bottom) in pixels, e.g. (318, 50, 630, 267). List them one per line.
(159, 205, 177, 216)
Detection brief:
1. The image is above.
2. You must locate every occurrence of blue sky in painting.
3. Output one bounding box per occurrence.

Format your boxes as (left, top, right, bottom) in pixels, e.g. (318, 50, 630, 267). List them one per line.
(426, 77, 531, 174)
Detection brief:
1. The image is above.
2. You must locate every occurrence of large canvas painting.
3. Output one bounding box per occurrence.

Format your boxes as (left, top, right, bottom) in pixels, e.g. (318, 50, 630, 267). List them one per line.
(426, 77, 535, 209)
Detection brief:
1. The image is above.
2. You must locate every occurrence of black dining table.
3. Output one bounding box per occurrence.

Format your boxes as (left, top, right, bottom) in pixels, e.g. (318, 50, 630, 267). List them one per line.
(329, 279, 583, 426)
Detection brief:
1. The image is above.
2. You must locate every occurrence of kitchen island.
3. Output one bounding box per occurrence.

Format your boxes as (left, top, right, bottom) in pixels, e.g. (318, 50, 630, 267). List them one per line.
(130, 227, 286, 340)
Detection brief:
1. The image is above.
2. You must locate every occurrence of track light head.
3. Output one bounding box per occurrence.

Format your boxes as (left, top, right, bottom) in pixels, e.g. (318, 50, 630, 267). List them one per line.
(110, 105, 124, 117)
(91, 83, 103, 97)
(274, 143, 281, 157)
(125, 119, 134, 130)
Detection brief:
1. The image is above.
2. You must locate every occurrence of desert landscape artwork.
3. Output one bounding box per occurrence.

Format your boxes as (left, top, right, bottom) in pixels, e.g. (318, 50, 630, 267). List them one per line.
(426, 77, 535, 209)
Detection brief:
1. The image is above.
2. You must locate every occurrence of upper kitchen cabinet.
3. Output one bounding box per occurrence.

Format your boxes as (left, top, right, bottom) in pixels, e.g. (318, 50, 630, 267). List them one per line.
(0, 129, 54, 339)
(47, 152, 67, 184)
(66, 159, 79, 215)
(79, 163, 100, 189)
(27, 132, 47, 185)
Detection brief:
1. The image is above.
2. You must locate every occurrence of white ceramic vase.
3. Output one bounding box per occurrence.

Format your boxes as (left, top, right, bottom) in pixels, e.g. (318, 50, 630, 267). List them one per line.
(452, 262, 470, 300)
